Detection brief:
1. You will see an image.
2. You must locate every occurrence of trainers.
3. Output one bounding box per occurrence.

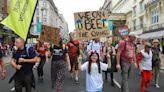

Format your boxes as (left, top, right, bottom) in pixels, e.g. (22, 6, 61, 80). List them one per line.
(156, 84, 160, 88)
(75, 80, 79, 84)
(10, 87, 15, 91)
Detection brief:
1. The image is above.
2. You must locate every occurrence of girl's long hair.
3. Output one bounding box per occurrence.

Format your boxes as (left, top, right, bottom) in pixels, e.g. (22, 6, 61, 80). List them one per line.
(88, 52, 101, 74)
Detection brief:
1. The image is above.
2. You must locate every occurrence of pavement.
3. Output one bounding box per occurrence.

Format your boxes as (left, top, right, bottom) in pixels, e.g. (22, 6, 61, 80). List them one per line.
(0, 56, 164, 92)
(160, 54, 164, 69)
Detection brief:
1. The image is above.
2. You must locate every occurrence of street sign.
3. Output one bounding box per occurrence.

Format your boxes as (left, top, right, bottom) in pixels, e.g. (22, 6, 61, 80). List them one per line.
(74, 11, 111, 39)
(39, 25, 60, 46)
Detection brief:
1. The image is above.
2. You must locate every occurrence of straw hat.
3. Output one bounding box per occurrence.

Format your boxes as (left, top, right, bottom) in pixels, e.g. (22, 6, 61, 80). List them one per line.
(153, 39, 159, 43)
(145, 42, 152, 48)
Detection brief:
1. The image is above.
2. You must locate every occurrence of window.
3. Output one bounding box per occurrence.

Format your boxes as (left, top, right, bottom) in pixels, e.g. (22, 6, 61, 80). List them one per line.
(36, 17, 39, 23)
(140, 17, 144, 28)
(43, 17, 47, 23)
(43, 1, 47, 8)
(133, 6, 137, 17)
(134, 0, 137, 4)
(133, 20, 136, 30)
(36, 8, 39, 16)
(140, 0, 144, 13)
(151, 9, 160, 24)
(43, 10, 47, 16)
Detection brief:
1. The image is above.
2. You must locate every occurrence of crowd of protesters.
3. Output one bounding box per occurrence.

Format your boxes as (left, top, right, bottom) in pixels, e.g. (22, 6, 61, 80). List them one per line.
(0, 32, 164, 92)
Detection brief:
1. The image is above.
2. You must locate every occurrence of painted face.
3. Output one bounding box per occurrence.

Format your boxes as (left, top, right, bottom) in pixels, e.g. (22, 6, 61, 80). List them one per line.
(91, 53, 98, 62)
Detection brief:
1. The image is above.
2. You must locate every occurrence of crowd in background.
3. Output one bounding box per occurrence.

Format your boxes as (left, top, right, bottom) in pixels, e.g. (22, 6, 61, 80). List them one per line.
(0, 32, 164, 92)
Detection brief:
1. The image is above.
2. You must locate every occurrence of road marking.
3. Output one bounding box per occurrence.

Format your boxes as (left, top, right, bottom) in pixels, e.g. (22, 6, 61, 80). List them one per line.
(160, 70, 164, 73)
(113, 79, 121, 89)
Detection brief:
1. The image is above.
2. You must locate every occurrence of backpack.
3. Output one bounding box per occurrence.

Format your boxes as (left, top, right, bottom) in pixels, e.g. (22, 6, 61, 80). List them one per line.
(13, 46, 30, 57)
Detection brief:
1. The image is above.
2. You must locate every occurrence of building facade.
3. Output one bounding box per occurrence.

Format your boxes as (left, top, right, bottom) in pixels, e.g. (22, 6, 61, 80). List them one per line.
(0, 0, 14, 44)
(102, 0, 164, 39)
(101, 0, 112, 14)
(130, 0, 146, 35)
(140, 0, 164, 39)
(30, 0, 69, 42)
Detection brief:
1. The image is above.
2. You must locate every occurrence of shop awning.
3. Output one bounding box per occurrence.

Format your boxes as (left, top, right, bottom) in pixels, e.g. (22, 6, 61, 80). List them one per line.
(139, 30, 164, 39)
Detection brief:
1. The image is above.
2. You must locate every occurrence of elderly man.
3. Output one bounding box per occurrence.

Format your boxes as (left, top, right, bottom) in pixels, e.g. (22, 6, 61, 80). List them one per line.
(116, 32, 138, 92)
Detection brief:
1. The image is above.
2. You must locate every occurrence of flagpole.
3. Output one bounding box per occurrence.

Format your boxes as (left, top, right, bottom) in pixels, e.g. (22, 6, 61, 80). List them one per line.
(25, 0, 39, 44)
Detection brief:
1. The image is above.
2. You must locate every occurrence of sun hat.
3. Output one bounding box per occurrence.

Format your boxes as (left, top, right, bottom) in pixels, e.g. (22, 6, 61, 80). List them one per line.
(153, 39, 159, 43)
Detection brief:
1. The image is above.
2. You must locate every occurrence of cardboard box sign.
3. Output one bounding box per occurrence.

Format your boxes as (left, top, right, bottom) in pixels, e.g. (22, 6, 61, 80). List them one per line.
(74, 11, 111, 39)
(40, 25, 60, 46)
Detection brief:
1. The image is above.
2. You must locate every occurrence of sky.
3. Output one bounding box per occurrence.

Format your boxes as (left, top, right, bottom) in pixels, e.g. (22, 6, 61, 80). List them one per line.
(53, 0, 105, 32)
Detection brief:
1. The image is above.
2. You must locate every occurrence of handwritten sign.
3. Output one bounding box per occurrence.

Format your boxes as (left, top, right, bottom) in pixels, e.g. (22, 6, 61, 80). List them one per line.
(74, 11, 111, 39)
(40, 25, 60, 46)
(76, 30, 112, 40)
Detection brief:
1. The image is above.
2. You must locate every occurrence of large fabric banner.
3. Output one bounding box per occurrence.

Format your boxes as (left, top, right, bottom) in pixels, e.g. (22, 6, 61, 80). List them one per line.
(1, 0, 38, 40)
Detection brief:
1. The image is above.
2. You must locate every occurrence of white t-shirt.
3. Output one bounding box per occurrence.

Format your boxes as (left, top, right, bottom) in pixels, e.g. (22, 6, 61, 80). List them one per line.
(141, 49, 152, 71)
(81, 62, 108, 92)
(87, 42, 102, 56)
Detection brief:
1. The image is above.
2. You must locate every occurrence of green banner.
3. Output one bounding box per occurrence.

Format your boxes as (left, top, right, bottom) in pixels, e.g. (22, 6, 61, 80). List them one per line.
(0, 0, 37, 40)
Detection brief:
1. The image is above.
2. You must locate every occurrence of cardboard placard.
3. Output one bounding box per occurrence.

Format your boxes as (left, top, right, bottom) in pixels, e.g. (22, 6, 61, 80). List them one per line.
(76, 30, 112, 40)
(40, 25, 60, 46)
(74, 11, 111, 39)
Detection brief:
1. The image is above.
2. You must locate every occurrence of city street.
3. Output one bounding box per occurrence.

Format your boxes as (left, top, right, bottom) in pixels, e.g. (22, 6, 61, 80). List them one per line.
(1, 0, 164, 92)
(1, 56, 164, 92)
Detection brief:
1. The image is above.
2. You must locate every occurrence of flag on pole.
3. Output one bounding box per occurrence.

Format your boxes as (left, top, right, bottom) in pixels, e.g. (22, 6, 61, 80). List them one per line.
(0, 0, 38, 40)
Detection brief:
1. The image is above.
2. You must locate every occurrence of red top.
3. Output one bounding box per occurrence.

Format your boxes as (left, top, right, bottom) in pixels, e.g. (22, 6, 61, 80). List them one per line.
(137, 52, 143, 64)
(37, 45, 48, 56)
(67, 40, 79, 57)
(118, 41, 135, 63)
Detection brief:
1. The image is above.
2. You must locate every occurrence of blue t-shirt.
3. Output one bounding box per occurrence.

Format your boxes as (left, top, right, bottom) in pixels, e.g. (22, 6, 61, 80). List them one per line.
(12, 47, 37, 80)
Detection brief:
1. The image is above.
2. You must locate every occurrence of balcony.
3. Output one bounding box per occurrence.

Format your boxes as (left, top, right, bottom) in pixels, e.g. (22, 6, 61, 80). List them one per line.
(145, 0, 161, 9)
(143, 23, 164, 33)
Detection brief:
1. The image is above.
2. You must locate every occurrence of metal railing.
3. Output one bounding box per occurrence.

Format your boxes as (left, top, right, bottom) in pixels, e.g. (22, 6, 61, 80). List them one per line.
(143, 23, 164, 33)
(129, 23, 164, 33)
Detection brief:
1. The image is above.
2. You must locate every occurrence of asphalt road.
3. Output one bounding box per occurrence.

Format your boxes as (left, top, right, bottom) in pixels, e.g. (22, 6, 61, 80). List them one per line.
(0, 56, 164, 92)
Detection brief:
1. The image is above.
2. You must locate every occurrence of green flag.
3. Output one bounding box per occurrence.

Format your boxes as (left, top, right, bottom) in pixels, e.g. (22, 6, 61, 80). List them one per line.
(1, 0, 38, 40)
